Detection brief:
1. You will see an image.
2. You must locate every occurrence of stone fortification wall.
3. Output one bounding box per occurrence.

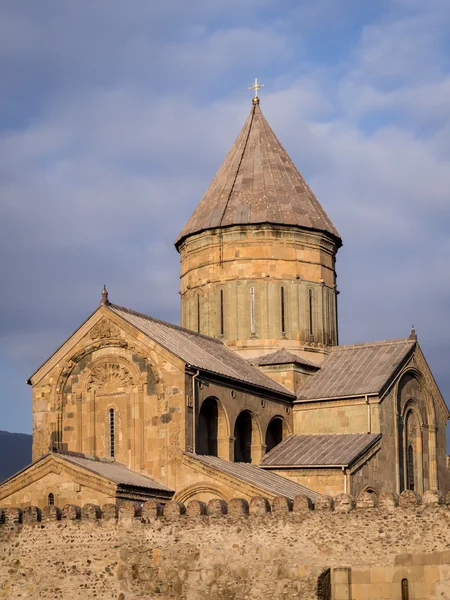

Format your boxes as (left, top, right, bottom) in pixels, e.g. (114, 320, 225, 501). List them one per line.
(1, 490, 450, 600)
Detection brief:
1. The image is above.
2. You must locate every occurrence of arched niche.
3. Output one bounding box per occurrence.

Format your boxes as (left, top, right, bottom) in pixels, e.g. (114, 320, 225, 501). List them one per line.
(196, 397, 230, 459)
(233, 410, 262, 463)
(265, 416, 289, 454)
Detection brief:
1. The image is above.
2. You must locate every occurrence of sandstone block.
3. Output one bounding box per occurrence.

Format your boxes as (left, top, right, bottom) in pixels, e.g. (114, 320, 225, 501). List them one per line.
(249, 496, 270, 515)
(22, 506, 41, 523)
(228, 498, 249, 517)
(399, 490, 421, 507)
(314, 495, 334, 511)
(61, 504, 81, 520)
(271, 496, 292, 513)
(164, 501, 186, 519)
(292, 494, 313, 513)
(142, 500, 163, 520)
(334, 494, 355, 513)
(422, 489, 443, 505)
(356, 491, 378, 509)
(81, 503, 102, 520)
(101, 503, 119, 520)
(42, 505, 61, 521)
(207, 498, 228, 516)
(186, 500, 207, 517)
(378, 491, 399, 509)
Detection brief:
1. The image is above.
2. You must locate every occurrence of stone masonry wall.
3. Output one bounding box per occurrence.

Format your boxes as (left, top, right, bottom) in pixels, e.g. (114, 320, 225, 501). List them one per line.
(0, 489, 449, 600)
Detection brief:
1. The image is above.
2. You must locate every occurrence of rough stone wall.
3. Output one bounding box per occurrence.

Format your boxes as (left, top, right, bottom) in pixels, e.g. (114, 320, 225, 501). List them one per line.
(0, 490, 449, 600)
(178, 224, 338, 360)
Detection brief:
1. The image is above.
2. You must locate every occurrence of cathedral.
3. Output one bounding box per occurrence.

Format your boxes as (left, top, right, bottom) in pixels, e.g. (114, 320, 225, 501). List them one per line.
(1, 90, 449, 510)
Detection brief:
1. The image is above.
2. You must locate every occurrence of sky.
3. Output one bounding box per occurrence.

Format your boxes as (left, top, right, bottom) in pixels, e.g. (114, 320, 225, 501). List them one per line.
(1, 0, 450, 449)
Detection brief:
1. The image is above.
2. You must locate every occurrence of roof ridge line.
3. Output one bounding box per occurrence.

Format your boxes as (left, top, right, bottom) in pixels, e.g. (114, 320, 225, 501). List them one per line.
(108, 303, 224, 345)
(332, 338, 414, 350)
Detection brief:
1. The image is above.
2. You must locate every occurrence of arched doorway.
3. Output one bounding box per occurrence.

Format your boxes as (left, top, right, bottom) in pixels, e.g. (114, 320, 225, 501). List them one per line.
(265, 417, 284, 453)
(197, 397, 219, 456)
(234, 411, 253, 463)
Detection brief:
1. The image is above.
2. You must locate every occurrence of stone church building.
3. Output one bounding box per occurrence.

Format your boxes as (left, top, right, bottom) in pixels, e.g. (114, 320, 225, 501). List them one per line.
(1, 93, 449, 510)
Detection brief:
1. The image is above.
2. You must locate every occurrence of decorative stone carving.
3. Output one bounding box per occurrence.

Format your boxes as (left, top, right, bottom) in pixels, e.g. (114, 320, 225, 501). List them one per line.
(87, 362, 133, 392)
(90, 318, 120, 340)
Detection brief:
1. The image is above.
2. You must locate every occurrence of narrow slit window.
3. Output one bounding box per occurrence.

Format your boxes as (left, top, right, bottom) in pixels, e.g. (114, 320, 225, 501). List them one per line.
(407, 444, 414, 491)
(48, 493, 54, 506)
(109, 408, 115, 458)
(220, 289, 224, 336)
(280, 286, 286, 335)
(327, 291, 332, 343)
(197, 294, 201, 333)
(250, 287, 255, 334)
(401, 578, 409, 600)
(308, 289, 314, 337)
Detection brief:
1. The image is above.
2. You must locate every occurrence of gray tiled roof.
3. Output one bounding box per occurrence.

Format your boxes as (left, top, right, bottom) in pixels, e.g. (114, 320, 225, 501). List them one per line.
(296, 339, 415, 401)
(186, 453, 320, 501)
(59, 452, 173, 493)
(260, 433, 381, 468)
(252, 348, 320, 369)
(175, 103, 341, 246)
(108, 304, 294, 398)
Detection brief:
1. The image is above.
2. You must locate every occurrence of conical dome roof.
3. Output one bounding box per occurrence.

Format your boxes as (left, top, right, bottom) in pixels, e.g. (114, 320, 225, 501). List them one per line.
(175, 101, 341, 247)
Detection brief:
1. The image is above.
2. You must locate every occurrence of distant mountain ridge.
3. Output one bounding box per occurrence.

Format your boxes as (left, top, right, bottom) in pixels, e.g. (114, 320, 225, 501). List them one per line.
(0, 430, 32, 482)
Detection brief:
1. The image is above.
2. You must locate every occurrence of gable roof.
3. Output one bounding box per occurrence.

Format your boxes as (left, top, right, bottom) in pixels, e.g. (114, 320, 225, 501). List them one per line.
(185, 453, 320, 502)
(260, 433, 381, 468)
(175, 101, 341, 247)
(252, 347, 320, 369)
(56, 451, 173, 493)
(296, 339, 416, 401)
(0, 451, 173, 501)
(108, 304, 294, 398)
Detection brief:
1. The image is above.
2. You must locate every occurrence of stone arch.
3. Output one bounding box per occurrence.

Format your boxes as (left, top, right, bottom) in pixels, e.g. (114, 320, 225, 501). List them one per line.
(174, 481, 233, 504)
(265, 415, 289, 453)
(197, 396, 230, 458)
(396, 370, 436, 493)
(233, 410, 263, 463)
(316, 569, 331, 600)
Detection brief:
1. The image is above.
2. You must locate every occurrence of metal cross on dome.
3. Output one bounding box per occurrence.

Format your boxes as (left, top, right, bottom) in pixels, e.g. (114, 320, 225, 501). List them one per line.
(248, 77, 264, 98)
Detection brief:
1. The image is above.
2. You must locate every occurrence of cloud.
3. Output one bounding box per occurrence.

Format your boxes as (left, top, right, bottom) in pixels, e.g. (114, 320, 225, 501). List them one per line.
(1, 0, 450, 445)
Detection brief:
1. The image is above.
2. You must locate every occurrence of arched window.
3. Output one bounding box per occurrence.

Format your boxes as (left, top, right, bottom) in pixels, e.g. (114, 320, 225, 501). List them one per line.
(220, 289, 224, 336)
(407, 444, 415, 491)
(308, 288, 314, 338)
(265, 418, 284, 453)
(48, 493, 55, 506)
(280, 286, 286, 335)
(234, 411, 253, 463)
(197, 398, 219, 456)
(109, 408, 115, 458)
(250, 287, 255, 335)
(326, 290, 333, 344)
(197, 294, 201, 333)
(401, 578, 409, 600)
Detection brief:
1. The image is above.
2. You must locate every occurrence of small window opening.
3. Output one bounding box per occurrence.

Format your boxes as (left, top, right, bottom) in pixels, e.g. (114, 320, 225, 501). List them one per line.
(197, 295, 201, 333)
(109, 408, 115, 458)
(308, 289, 314, 337)
(265, 418, 284, 453)
(280, 286, 286, 335)
(48, 493, 55, 506)
(250, 287, 255, 335)
(234, 411, 253, 463)
(220, 289, 224, 336)
(407, 444, 414, 491)
(401, 578, 409, 600)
